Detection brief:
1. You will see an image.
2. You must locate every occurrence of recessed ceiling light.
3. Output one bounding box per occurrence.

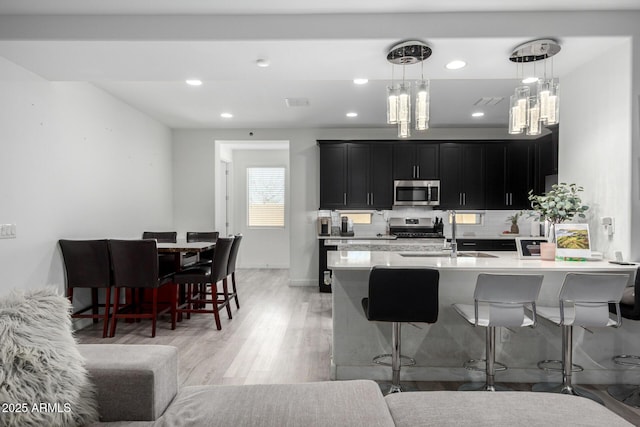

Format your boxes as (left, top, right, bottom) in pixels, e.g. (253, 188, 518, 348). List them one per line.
(220, 113, 233, 119)
(185, 79, 202, 86)
(445, 60, 467, 70)
(471, 112, 485, 118)
(256, 59, 270, 68)
(346, 112, 358, 118)
(522, 76, 539, 84)
(353, 78, 368, 85)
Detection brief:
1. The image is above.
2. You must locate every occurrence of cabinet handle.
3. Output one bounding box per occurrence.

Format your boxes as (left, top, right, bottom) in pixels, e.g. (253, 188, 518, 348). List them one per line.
(417, 165, 420, 178)
(459, 193, 463, 205)
(463, 193, 466, 205)
(412, 165, 416, 178)
(371, 193, 374, 205)
(505, 193, 509, 206)
(343, 193, 347, 205)
(510, 193, 513, 205)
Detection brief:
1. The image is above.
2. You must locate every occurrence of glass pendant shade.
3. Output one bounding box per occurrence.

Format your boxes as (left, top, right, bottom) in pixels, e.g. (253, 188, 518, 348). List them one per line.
(415, 80, 429, 131)
(397, 83, 411, 124)
(538, 79, 559, 125)
(386, 85, 399, 124)
(526, 96, 541, 136)
(508, 86, 530, 134)
(398, 120, 411, 138)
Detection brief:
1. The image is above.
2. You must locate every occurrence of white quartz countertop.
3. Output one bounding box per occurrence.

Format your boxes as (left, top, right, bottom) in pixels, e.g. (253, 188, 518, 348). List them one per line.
(317, 235, 397, 240)
(327, 250, 638, 272)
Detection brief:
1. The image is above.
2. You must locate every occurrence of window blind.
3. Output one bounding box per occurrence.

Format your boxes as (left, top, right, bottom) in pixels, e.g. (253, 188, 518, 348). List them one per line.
(247, 167, 285, 227)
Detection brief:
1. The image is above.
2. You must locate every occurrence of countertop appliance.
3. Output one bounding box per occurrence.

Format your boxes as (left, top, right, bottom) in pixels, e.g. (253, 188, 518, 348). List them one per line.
(389, 217, 444, 238)
(394, 180, 440, 206)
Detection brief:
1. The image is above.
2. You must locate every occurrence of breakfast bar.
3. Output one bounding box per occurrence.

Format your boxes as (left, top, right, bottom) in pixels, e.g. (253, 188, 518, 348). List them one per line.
(328, 250, 639, 384)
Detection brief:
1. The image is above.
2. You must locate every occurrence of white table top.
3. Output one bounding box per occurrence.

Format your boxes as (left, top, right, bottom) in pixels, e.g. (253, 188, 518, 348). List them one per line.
(327, 250, 638, 273)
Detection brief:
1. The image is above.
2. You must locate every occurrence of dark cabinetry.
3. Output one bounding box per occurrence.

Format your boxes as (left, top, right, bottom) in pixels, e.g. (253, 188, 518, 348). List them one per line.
(448, 239, 517, 251)
(393, 143, 439, 180)
(439, 143, 485, 209)
(319, 141, 393, 209)
(485, 141, 534, 209)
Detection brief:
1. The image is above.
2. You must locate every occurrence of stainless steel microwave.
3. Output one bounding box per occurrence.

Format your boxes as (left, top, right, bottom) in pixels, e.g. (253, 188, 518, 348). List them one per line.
(394, 180, 440, 206)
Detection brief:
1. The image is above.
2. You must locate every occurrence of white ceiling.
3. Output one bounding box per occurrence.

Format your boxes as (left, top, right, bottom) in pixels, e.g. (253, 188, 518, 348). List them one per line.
(0, 1, 637, 130)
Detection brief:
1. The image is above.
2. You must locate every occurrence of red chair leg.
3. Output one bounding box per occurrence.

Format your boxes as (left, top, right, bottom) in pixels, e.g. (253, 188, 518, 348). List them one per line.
(102, 287, 111, 338)
(110, 288, 120, 338)
(151, 288, 158, 338)
(232, 272, 240, 309)
(170, 283, 177, 331)
(222, 278, 232, 319)
(91, 288, 99, 323)
(211, 281, 222, 330)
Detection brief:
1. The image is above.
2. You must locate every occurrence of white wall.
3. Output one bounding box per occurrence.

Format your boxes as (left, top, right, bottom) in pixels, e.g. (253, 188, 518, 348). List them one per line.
(560, 39, 633, 259)
(231, 149, 290, 268)
(0, 57, 173, 297)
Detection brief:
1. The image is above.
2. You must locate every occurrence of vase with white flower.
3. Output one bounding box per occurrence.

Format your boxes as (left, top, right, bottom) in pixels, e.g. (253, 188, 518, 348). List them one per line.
(527, 183, 589, 260)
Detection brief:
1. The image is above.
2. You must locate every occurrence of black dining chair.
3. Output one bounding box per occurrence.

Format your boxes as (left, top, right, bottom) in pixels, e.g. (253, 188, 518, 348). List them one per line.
(108, 239, 176, 338)
(172, 237, 234, 330)
(186, 231, 219, 265)
(142, 231, 178, 275)
(59, 239, 112, 338)
(226, 234, 242, 310)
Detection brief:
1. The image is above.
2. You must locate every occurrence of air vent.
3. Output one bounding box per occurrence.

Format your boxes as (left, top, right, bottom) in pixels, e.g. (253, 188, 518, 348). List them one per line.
(474, 97, 504, 106)
(285, 97, 310, 108)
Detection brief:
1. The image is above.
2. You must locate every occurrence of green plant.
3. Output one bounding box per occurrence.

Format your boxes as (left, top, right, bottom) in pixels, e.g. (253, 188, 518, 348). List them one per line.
(527, 183, 589, 224)
(507, 212, 521, 225)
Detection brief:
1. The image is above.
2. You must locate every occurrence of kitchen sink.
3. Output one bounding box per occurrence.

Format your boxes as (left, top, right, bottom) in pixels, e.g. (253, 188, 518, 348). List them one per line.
(399, 252, 498, 258)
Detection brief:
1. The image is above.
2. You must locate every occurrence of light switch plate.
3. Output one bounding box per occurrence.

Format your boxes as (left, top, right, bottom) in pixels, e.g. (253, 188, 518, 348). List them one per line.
(0, 224, 16, 239)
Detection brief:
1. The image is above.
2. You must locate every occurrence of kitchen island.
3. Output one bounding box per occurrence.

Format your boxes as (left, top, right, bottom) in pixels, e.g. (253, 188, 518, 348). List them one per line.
(328, 250, 639, 384)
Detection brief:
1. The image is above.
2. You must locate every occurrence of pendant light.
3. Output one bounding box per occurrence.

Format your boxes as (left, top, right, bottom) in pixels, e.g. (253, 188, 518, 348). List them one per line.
(386, 41, 432, 138)
(509, 39, 561, 136)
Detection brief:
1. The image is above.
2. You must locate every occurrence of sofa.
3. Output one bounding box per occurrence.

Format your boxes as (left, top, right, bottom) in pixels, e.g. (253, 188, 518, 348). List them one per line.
(78, 343, 634, 427)
(0, 288, 634, 427)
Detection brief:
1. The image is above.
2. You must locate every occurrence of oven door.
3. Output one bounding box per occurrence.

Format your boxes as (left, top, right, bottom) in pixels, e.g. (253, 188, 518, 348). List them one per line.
(394, 180, 440, 206)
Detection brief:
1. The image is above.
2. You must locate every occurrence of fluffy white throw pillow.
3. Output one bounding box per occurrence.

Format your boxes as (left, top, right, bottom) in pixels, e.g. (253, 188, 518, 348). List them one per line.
(0, 287, 99, 427)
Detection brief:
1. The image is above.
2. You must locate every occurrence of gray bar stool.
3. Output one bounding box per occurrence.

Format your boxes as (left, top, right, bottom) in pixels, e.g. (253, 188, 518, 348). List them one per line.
(608, 267, 640, 407)
(532, 272, 629, 404)
(452, 273, 544, 391)
(361, 266, 439, 394)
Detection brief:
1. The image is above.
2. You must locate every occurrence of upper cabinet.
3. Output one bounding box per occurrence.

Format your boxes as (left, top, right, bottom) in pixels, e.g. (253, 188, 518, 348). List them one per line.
(439, 143, 485, 209)
(393, 143, 439, 180)
(319, 141, 393, 209)
(485, 141, 534, 210)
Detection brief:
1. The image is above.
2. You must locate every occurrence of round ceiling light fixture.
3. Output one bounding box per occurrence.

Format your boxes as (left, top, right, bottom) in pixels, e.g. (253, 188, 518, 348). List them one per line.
(386, 40, 432, 65)
(220, 112, 233, 119)
(346, 112, 358, 118)
(509, 39, 561, 63)
(471, 112, 485, 118)
(446, 60, 467, 70)
(185, 79, 203, 86)
(256, 59, 270, 68)
(353, 78, 368, 85)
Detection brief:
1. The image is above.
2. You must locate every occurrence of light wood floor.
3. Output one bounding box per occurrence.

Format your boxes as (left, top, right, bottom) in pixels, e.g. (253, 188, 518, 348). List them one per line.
(76, 268, 640, 425)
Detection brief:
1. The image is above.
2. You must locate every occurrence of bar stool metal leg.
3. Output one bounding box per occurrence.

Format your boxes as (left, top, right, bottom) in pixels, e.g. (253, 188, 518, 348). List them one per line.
(459, 326, 511, 392)
(608, 354, 640, 408)
(389, 322, 402, 394)
(532, 325, 603, 404)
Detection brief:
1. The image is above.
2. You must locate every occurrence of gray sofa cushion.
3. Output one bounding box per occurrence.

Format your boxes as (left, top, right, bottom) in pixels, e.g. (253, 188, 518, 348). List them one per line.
(385, 390, 633, 426)
(155, 380, 395, 427)
(79, 344, 178, 422)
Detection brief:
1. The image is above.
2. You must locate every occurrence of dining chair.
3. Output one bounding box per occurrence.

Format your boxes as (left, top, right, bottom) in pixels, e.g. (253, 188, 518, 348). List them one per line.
(532, 272, 629, 404)
(142, 231, 178, 275)
(108, 239, 176, 338)
(59, 239, 112, 338)
(225, 234, 242, 310)
(186, 231, 219, 265)
(452, 273, 544, 391)
(172, 237, 234, 330)
(141, 231, 177, 243)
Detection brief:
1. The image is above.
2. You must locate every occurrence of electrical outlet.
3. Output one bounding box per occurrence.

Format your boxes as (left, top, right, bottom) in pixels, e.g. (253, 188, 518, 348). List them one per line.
(0, 224, 16, 239)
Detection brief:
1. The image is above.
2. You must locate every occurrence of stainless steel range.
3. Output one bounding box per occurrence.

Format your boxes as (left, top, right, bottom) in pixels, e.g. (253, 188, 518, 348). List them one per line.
(389, 217, 444, 239)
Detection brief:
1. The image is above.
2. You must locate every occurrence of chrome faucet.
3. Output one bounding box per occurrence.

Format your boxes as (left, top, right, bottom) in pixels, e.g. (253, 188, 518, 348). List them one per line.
(449, 210, 457, 258)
